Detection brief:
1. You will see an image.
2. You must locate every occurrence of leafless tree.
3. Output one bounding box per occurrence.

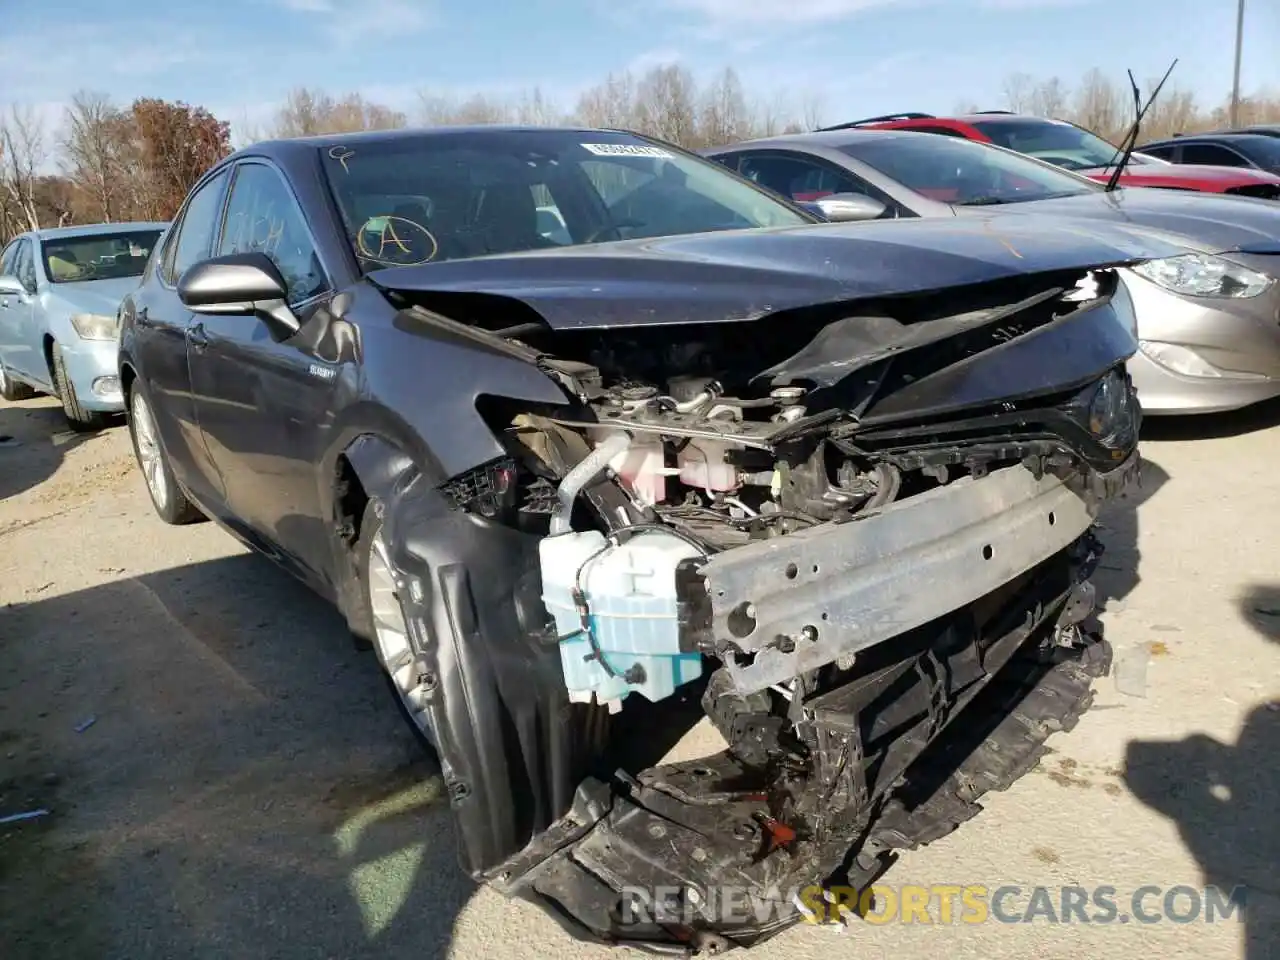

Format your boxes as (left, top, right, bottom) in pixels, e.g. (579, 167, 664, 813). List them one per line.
(269, 87, 407, 138)
(574, 72, 639, 130)
(1002, 73, 1036, 114)
(0, 106, 48, 234)
(1030, 77, 1069, 119)
(699, 67, 751, 147)
(634, 65, 699, 145)
(60, 90, 132, 222)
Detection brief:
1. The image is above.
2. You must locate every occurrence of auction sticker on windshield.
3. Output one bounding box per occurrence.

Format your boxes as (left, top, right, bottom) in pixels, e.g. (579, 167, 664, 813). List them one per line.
(581, 143, 673, 158)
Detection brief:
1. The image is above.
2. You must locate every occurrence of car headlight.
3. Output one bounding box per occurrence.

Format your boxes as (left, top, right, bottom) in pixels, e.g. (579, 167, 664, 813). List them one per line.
(1086, 368, 1140, 451)
(69, 312, 119, 341)
(1130, 252, 1272, 299)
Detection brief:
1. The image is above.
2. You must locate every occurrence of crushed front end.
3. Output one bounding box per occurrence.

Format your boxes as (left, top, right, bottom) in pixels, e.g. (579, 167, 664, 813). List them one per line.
(382, 266, 1141, 953)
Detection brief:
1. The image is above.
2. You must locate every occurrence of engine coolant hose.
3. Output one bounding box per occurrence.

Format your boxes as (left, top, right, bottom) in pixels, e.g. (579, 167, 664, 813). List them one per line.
(549, 432, 632, 535)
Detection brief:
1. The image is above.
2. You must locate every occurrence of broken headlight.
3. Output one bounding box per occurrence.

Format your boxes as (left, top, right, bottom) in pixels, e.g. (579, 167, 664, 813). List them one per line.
(1085, 368, 1139, 450)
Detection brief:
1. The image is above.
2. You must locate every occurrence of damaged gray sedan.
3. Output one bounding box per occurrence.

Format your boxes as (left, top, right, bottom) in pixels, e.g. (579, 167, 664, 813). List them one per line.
(117, 127, 1184, 953)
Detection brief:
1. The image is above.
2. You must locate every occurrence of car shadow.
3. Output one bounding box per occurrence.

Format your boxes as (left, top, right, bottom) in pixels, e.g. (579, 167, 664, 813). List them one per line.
(0, 398, 120, 502)
(1140, 395, 1280, 442)
(1122, 592, 1279, 958)
(1092, 455, 1170, 613)
(0, 544, 708, 960)
(0, 552, 471, 960)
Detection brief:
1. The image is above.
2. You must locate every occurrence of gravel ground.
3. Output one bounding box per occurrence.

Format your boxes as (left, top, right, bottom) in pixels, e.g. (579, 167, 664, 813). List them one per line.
(1, 395, 1277, 960)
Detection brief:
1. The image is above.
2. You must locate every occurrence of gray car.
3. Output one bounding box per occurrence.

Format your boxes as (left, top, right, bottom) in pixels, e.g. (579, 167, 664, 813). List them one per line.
(0, 222, 168, 429)
(704, 130, 1280, 415)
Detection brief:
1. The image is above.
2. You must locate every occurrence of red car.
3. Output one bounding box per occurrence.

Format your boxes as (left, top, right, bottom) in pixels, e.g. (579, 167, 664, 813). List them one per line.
(820, 112, 1280, 199)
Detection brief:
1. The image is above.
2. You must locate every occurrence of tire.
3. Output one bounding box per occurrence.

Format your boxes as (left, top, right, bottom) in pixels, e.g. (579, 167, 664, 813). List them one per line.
(126, 380, 204, 525)
(49, 341, 109, 432)
(0, 358, 36, 402)
(354, 499, 437, 755)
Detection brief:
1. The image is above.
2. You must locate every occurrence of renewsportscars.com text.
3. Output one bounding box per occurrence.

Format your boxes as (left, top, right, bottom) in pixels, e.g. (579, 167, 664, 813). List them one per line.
(620, 883, 1249, 926)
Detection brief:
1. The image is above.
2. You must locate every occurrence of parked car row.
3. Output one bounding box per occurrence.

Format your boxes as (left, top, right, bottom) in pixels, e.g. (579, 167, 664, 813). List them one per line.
(0, 118, 1274, 953)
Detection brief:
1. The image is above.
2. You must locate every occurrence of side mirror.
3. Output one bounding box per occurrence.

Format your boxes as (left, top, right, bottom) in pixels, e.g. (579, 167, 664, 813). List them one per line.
(812, 193, 887, 223)
(177, 252, 300, 342)
(0, 275, 26, 296)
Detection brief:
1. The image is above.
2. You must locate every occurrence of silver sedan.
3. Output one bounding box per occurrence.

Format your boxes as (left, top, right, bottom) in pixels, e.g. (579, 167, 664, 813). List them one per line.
(702, 130, 1280, 415)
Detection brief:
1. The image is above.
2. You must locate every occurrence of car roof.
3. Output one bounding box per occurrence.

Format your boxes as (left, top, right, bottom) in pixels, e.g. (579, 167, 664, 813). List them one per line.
(707, 128, 928, 151)
(227, 124, 641, 163)
(33, 221, 169, 242)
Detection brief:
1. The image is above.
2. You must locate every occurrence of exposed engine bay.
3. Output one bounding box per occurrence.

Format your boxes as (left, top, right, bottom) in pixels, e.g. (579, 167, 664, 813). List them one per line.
(384, 265, 1140, 952)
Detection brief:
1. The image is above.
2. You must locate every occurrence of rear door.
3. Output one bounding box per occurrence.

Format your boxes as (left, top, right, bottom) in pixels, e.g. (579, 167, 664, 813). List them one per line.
(186, 159, 338, 587)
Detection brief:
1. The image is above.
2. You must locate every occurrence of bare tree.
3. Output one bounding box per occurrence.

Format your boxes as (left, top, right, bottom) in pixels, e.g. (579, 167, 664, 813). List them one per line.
(700, 67, 751, 147)
(1002, 73, 1036, 114)
(60, 91, 132, 222)
(268, 87, 406, 138)
(798, 91, 825, 132)
(1030, 77, 1069, 118)
(418, 90, 513, 125)
(1072, 69, 1126, 140)
(0, 106, 48, 234)
(574, 72, 638, 130)
(634, 65, 699, 145)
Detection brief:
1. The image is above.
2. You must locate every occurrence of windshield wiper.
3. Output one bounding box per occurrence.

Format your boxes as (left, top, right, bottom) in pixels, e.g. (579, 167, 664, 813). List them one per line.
(956, 196, 1014, 206)
(1104, 60, 1178, 192)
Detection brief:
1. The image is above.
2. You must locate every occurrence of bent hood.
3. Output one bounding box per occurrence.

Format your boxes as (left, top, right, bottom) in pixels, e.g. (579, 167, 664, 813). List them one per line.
(366, 214, 1189, 330)
(965, 188, 1280, 258)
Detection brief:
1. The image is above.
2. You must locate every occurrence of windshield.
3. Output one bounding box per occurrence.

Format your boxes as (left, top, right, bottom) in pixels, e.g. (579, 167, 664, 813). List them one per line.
(1237, 137, 1280, 170)
(970, 118, 1137, 171)
(839, 134, 1102, 206)
(319, 129, 812, 269)
(41, 229, 163, 284)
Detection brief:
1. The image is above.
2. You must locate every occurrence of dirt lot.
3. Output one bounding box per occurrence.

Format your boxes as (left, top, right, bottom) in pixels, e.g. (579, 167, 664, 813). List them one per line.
(1, 394, 1277, 960)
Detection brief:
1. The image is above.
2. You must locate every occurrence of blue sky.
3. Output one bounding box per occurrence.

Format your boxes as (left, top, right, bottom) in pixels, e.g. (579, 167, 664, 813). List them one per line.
(2, 0, 1278, 146)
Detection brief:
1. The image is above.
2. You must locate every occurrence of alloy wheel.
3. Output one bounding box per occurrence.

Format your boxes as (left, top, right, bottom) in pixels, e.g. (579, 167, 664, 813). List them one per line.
(367, 528, 435, 745)
(131, 390, 170, 512)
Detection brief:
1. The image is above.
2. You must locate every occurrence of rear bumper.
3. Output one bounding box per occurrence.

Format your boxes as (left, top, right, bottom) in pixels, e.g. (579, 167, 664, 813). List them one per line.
(696, 455, 1137, 695)
(58, 337, 123, 412)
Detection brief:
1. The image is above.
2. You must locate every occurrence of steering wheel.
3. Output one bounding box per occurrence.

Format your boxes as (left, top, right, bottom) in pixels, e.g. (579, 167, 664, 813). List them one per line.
(584, 219, 644, 244)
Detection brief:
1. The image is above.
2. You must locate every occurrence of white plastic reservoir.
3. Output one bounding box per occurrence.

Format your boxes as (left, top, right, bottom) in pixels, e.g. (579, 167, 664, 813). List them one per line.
(539, 528, 705, 711)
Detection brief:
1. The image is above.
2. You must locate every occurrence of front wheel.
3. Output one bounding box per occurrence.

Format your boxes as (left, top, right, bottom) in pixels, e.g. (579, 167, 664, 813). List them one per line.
(127, 381, 204, 525)
(50, 342, 109, 432)
(356, 500, 437, 754)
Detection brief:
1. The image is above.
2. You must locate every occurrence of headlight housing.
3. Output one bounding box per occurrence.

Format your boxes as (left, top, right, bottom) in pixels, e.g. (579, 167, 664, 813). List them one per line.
(1130, 252, 1272, 299)
(69, 312, 120, 341)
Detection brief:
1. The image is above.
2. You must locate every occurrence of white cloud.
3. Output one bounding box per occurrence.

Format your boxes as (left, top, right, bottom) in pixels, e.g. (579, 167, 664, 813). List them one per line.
(273, 0, 436, 41)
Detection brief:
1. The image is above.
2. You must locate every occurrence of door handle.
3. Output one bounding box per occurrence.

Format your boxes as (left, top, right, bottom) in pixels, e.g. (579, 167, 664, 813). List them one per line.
(187, 323, 209, 349)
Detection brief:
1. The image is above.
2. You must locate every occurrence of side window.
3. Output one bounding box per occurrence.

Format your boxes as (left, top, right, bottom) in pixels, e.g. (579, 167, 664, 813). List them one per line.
(1140, 144, 1177, 161)
(13, 240, 37, 294)
(217, 163, 328, 305)
(0, 240, 19, 276)
(1182, 144, 1249, 167)
(737, 151, 901, 216)
(166, 170, 229, 285)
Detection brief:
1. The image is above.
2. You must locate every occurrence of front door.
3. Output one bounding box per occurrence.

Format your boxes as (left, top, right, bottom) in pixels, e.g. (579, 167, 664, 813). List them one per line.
(136, 169, 232, 509)
(0, 240, 40, 383)
(186, 160, 338, 589)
